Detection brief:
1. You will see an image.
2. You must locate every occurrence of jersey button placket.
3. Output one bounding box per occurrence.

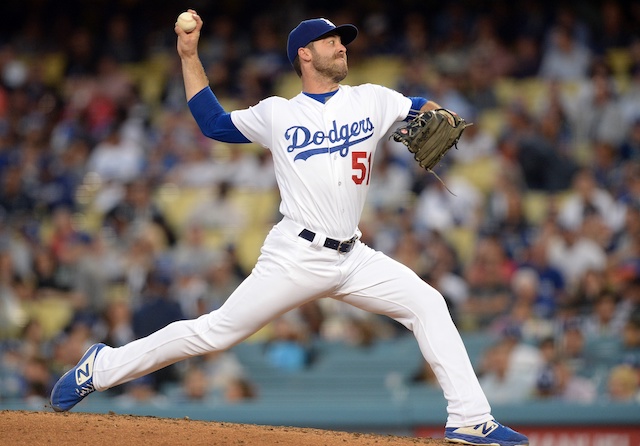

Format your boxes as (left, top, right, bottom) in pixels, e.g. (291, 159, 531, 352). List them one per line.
(325, 105, 346, 231)
(324, 109, 340, 184)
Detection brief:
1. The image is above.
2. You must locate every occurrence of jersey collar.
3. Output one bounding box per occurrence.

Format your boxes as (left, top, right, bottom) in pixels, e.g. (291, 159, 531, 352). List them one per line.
(302, 89, 339, 104)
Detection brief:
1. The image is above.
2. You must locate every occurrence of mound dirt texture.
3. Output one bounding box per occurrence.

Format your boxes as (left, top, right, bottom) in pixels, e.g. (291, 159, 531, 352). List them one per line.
(0, 410, 449, 445)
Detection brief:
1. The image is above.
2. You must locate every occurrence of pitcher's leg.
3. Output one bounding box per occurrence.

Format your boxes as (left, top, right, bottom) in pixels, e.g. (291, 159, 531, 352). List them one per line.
(93, 227, 335, 391)
(338, 246, 491, 427)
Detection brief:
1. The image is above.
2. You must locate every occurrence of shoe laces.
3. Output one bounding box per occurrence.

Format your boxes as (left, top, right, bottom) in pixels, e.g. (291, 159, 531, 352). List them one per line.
(75, 383, 95, 398)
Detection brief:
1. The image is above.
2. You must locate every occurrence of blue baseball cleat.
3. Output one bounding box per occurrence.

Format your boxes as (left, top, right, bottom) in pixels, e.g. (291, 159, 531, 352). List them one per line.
(445, 419, 529, 445)
(50, 343, 106, 412)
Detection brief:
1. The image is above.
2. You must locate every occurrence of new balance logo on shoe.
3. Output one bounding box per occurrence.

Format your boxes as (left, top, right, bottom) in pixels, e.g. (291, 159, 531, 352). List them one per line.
(477, 421, 499, 436)
(75, 349, 98, 385)
(450, 420, 499, 438)
(50, 343, 106, 412)
(444, 418, 529, 446)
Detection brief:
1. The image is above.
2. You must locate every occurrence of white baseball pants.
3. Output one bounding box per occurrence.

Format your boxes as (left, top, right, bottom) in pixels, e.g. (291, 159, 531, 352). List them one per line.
(93, 217, 492, 427)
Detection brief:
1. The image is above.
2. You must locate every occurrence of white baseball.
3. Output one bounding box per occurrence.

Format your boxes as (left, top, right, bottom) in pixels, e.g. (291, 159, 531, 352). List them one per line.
(177, 12, 196, 33)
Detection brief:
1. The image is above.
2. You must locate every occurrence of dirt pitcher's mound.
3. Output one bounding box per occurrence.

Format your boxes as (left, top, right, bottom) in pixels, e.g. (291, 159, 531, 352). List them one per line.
(0, 410, 449, 445)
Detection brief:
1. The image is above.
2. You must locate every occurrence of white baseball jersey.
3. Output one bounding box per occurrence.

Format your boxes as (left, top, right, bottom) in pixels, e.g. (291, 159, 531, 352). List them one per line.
(231, 84, 411, 239)
(91, 83, 493, 429)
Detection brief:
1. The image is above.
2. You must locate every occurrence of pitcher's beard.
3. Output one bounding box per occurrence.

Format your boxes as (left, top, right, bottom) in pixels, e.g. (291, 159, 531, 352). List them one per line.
(313, 57, 348, 83)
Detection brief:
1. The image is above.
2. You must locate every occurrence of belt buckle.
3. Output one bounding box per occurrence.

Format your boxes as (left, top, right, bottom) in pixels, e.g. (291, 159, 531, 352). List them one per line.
(338, 236, 357, 253)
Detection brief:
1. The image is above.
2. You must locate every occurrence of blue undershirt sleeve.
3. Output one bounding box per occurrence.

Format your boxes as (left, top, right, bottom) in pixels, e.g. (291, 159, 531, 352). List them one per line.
(406, 97, 428, 121)
(187, 87, 250, 143)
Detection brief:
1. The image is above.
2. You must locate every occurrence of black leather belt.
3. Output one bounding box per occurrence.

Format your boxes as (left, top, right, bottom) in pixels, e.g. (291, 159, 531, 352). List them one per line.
(298, 229, 358, 253)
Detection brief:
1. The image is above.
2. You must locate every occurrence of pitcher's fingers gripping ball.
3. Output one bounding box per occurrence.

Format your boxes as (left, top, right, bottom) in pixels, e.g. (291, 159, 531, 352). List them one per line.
(391, 108, 471, 173)
(176, 11, 197, 32)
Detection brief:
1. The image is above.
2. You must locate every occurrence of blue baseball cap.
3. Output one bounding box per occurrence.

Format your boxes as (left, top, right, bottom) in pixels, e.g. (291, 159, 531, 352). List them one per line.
(287, 18, 358, 65)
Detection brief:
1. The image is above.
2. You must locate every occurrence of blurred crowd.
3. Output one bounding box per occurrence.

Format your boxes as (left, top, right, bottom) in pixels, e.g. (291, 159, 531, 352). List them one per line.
(0, 0, 640, 409)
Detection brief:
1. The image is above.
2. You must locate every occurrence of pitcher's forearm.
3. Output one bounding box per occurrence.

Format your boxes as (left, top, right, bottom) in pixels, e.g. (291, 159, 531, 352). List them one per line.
(181, 55, 209, 101)
(175, 9, 208, 101)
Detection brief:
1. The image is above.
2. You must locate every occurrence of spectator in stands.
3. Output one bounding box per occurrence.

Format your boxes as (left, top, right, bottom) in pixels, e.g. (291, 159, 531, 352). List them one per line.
(620, 310, 640, 368)
(198, 14, 247, 76)
(0, 344, 24, 399)
(620, 119, 640, 162)
(539, 25, 592, 81)
(264, 316, 312, 372)
(164, 140, 227, 187)
(0, 164, 36, 217)
(40, 136, 90, 212)
(517, 105, 578, 192)
(21, 356, 55, 406)
(100, 14, 141, 64)
(131, 267, 185, 390)
(114, 375, 167, 408)
(31, 246, 73, 297)
(620, 59, 640, 125)
(558, 320, 600, 380)
(581, 292, 625, 371)
(510, 34, 542, 79)
(421, 233, 468, 321)
(203, 253, 244, 312)
(103, 178, 177, 248)
(173, 263, 208, 319)
(87, 121, 144, 185)
(413, 175, 482, 234)
(171, 223, 221, 276)
(546, 4, 592, 49)
(228, 150, 277, 192)
(490, 268, 555, 341)
(534, 358, 597, 403)
(450, 108, 497, 165)
(395, 56, 433, 99)
(478, 326, 543, 403)
(571, 63, 628, 148)
(518, 238, 566, 316)
(462, 236, 515, 329)
(17, 318, 47, 360)
(318, 298, 392, 347)
(73, 230, 124, 313)
(201, 350, 250, 394)
(605, 363, 640, 402)
(469, 14, 514, 79)
(0, 253, 28, 338)
(47, 206, 93, 295)
(224, 377, 258, 403)
(559, 168, 625, 234)
(186, 181, 247, 243)
(593, 0, 633, 54)
(176, 365, 211, 402)
(483, 174, 534, 263)
(95, 55, 137, 107)
(545, 220, 607, 291)
(101, 295, 136, 349)
(615, 265, 640, 319)
(567, 269, 611, 316)
(390, 231, 431, 281)
(582, 291, 625, 337)
(63, 29, 98, 77)
(465, 51, 500, 112)
(367, 148, 412, 212)
(591, 139, 625, 193)
(426, 70, 474, 121)
(171, 350, 256, 403)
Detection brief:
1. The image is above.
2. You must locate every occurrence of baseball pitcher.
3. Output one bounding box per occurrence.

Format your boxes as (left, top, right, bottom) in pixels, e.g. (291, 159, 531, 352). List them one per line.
(51, 11, 528, 446)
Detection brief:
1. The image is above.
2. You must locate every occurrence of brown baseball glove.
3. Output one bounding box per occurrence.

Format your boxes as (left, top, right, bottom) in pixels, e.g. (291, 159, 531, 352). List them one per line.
(391, 108, 471, 173)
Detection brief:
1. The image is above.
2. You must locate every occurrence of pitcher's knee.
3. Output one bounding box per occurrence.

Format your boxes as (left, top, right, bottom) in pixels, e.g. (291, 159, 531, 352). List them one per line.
(199, 311, 252, 351)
